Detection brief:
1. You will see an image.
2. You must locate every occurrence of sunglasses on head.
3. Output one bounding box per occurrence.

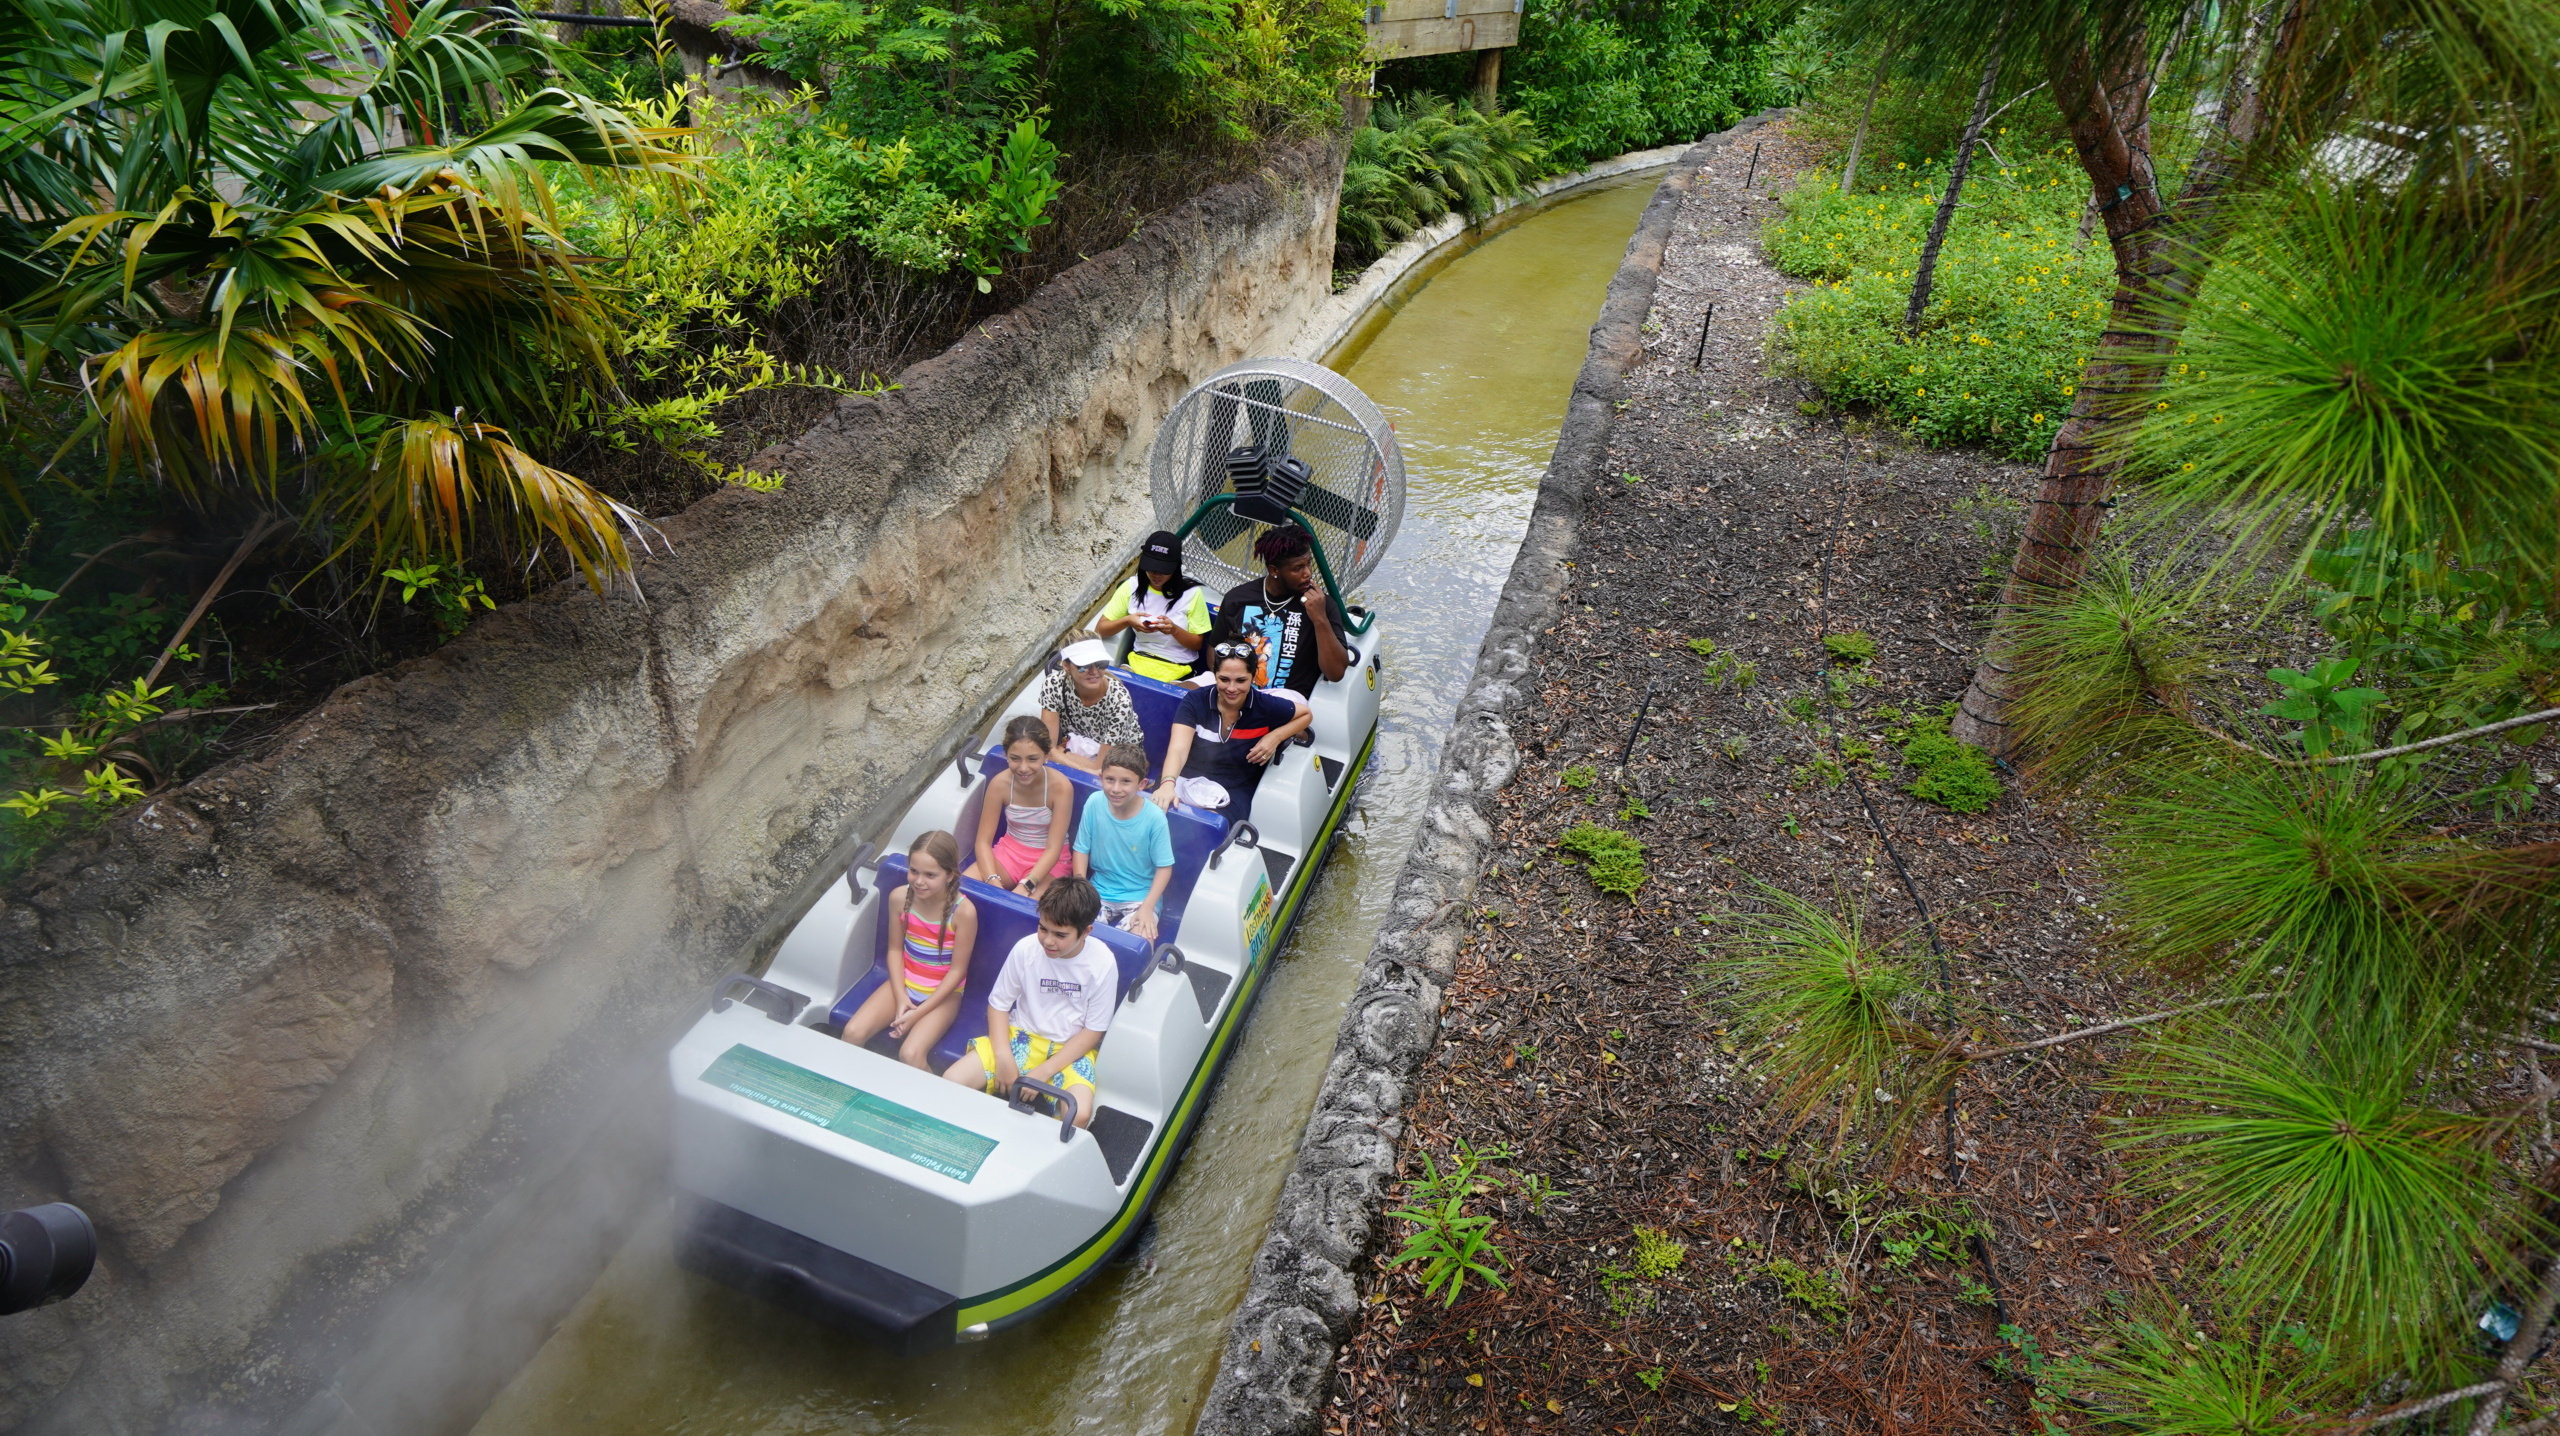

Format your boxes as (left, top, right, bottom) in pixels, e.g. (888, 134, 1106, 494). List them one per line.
(1210, 641, 1255, 660)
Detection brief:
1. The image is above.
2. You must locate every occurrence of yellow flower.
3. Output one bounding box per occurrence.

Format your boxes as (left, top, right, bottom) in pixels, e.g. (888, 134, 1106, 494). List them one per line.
(2062, 384, 2076, 395)
(2032, 413, 2046, 423)
(1917, 388, 1928, 396)
(2182, 462, 2196, 471)
(2155, 400, 2170, 411)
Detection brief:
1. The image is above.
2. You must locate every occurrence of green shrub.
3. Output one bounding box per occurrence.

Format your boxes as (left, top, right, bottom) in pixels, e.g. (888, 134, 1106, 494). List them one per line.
(1898, 710, 2000, 813)
(1766, 148, 2108, 462)
(1821, 631, 1877, 664)
(1558, 822, 1648, 898)
(1374, 0, 1796, 170)
(1336, 96, 1545, 266)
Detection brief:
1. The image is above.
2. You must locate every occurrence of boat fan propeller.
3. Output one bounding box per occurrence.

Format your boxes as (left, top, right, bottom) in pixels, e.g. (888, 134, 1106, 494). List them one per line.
(1147, 358, 1406, 602)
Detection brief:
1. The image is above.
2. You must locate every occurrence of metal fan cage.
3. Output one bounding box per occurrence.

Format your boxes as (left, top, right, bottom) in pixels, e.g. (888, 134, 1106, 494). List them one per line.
(1146, 357, 1405, 603)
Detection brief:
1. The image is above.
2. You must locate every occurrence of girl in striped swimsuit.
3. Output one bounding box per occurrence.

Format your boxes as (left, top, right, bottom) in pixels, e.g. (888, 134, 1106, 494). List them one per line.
(838, 830, 979, 1069)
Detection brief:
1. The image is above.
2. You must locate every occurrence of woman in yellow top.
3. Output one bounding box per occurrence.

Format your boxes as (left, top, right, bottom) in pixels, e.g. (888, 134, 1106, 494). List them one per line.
(1097, 530, 1212, 683)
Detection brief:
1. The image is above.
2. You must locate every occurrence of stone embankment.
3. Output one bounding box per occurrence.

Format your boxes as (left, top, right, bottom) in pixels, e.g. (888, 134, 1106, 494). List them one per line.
(0, 142, 1340, 1434)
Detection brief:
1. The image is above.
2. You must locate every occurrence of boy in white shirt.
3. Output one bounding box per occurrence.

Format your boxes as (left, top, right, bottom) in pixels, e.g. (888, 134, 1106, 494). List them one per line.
(943, 876, 1117, 1128)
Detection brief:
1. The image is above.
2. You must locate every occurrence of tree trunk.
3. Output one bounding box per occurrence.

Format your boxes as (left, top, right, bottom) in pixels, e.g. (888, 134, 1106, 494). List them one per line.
(1840, 47, 1893, 194)
(1950, 3, 2310, 755)
(1904, 43, 2006, 332)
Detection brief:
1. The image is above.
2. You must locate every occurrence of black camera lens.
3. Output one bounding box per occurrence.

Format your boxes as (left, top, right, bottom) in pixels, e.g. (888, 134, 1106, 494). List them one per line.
(1, 1204, 97, 1315)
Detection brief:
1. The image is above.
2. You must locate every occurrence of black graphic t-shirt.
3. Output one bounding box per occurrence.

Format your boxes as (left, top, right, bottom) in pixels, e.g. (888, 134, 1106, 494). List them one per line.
(1216, 578, 1340, 697)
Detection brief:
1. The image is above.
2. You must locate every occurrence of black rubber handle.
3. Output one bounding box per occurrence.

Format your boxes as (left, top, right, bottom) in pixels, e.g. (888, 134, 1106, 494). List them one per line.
(711, 973, 809, 1025)
(1208, 821, 1260, 870)
(1008, 1075, 1079, 1143)
(957, 751, 979, 788)
(842, 841, 877, 901)
(1127, 942, 1186, 1002)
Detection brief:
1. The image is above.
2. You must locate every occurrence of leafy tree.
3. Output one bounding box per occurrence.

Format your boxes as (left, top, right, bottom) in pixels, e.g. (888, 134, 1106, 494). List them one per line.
(0, 0, 684, 589)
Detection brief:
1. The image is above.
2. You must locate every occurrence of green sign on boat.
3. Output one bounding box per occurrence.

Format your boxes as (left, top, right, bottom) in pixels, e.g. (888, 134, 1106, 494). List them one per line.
(701, 1044, 999, 1183)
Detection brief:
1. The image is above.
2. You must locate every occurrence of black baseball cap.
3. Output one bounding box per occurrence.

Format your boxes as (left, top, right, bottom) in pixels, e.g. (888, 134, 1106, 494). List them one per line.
(1138, 530, 1182, 575)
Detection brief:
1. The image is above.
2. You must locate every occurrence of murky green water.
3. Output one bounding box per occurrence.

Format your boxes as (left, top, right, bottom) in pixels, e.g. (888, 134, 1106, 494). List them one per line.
(467, 172, 1663, 1436)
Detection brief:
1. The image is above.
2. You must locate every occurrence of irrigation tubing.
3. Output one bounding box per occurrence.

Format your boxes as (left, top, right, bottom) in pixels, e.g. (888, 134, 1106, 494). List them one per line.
(1805, 456, 2023, 1351)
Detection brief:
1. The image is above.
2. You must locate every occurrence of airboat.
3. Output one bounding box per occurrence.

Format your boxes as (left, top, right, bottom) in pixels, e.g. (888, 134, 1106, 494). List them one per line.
(665, 358, 1407, 1350)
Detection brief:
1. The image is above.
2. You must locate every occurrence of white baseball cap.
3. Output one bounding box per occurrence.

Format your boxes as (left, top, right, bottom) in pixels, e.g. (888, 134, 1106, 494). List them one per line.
(1061, 639, 1114, 669)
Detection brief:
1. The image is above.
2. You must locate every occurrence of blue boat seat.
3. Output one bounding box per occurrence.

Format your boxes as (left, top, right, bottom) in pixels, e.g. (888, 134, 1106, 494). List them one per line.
(968, 748, 1226, 923)
(828, 854, 1155, 1068)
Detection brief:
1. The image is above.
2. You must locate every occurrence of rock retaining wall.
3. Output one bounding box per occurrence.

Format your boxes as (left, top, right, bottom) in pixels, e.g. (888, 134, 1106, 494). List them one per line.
(0, 140, 1340, 1435)
(1194, 111, 1784, 1436)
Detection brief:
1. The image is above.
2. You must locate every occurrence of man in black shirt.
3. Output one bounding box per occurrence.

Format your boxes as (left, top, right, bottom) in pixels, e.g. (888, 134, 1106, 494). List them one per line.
(1214, 524, 1351, 697)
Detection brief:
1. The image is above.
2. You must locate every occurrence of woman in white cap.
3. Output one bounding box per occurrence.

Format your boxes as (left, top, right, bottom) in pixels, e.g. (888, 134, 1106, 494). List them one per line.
(1040, 637, 1145, 773)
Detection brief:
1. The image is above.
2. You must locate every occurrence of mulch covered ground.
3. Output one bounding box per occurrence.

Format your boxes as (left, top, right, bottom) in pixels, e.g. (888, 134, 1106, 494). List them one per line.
(1320, 124, 2196, 1436)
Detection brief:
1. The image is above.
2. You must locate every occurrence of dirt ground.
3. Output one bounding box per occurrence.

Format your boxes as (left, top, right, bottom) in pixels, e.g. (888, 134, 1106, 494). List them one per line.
(1318, 124, 2195, 1436)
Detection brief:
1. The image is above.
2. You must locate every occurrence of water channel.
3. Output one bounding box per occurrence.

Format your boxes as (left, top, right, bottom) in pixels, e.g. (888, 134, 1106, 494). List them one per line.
(467, 169, 1665, 1436)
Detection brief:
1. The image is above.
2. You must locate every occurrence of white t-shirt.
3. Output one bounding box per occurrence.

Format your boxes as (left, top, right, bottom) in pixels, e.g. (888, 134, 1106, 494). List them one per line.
(987, 933, 1118, 1041)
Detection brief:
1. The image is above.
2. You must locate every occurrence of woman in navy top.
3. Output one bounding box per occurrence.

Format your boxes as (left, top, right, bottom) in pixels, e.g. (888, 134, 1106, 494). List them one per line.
(1153, 643, 1313, 820)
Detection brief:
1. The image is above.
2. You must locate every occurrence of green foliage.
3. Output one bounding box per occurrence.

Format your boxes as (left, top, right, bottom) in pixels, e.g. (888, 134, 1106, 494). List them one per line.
(1899, 709, 1999, 813)
(2113, 1030, 2525, 1377)
(2257, 658, 2384, 760)
(1760, 1257, 1847, 1323)
(1630, 1224, 1686, 1278)
(2134, 183, 2560, 597)
(1767, 147, 2104, 461)
(2070, 1307, 2345, 1436)
(2006, 556, 2225, 785)
(0, 0, 683, 590)
(1713, 880, 1940, 1143)
(1335, 96, 1545, 267)
(1821, 630, 1876, 664)
(1387, 1139, 1511, 1308)
(1499, 0, 1794, 168)
(1557, 821, 1647, 898)
(1559, 763, 1596, 789)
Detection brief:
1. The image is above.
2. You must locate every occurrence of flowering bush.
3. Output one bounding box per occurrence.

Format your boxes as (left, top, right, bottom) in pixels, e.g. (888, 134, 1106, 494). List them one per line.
(1765, 148, 2109, 462)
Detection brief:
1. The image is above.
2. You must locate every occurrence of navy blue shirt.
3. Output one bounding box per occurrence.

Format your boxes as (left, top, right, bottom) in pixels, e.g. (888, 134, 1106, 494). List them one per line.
(1174, 685, 1300, 798)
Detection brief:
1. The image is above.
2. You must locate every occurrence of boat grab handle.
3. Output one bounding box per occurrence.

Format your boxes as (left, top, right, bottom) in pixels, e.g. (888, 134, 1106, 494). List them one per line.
(1208, 821, 1259, 870)
(1008, 1076, 1079, 1144)
(842, 841, 877, 901)
(712, 973, 809, 1025)
(1127, 943, 1186, 1002)
(956, 751, 979, 788)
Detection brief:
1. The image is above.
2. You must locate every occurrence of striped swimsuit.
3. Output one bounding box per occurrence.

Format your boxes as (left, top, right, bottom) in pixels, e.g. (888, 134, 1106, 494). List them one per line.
(899, 897, 961, 1005)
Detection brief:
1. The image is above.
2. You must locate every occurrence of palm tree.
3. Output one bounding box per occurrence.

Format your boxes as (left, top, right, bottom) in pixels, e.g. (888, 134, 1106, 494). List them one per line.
(0, 0, 684, 590)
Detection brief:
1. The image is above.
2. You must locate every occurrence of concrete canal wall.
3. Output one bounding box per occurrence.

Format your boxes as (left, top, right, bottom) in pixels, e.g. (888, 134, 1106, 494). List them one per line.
(0, 140, 1341, 1434)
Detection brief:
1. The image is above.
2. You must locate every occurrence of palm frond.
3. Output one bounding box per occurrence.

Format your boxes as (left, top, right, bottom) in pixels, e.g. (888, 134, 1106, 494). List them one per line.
(354, 413, 656, 592)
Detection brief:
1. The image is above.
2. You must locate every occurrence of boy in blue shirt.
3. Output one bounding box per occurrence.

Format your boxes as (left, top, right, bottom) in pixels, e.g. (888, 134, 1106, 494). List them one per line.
(1074, 743, 1175, 941)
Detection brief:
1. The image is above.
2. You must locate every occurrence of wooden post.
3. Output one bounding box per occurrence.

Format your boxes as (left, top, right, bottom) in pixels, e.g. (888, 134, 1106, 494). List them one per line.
(1471, 46, 1502, 111)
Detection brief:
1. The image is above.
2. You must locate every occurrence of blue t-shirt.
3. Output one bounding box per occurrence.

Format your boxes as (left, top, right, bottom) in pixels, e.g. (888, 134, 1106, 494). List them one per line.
(1075, 796, 1175, 903)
